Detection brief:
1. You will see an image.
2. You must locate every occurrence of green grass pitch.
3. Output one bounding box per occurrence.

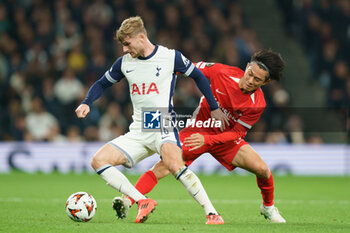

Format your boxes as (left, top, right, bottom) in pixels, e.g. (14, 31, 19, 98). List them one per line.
(0, 172, 349, 233)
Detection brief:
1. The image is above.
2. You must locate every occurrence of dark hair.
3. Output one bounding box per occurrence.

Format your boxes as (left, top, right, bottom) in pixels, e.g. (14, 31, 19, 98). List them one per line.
(251, 49, 285, 81)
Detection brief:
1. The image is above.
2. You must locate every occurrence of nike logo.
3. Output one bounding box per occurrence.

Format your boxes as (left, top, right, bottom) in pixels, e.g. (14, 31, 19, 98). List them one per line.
(216, 88, 226, 95)
(161, 136, 170, 140)
(126, 70, 134, 73)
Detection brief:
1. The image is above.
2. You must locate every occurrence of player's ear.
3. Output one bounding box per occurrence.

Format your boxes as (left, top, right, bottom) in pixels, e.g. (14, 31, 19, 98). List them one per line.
(138, 32, 146, 40)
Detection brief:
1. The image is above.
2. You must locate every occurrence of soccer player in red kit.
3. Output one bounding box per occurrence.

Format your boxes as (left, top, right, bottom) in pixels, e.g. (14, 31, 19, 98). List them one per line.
(113, 49, 287, 223)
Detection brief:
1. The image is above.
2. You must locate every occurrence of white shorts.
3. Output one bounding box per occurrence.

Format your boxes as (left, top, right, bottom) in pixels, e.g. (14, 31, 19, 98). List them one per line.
(108, 128, 181, 168)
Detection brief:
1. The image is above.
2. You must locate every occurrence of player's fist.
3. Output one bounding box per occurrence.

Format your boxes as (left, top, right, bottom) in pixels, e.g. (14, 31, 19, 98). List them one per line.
(75, 104, 90, 118)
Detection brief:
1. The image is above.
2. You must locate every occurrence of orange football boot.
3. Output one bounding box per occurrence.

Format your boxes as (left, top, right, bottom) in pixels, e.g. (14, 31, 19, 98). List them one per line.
(135, 198, 157, 223)
(206, 213, 224, 225)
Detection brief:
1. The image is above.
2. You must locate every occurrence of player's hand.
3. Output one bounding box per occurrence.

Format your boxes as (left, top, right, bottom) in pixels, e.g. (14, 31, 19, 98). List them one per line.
(211, 108, 229, 132)
(75, 104, 90, 118)
(184, 133, 205, 151)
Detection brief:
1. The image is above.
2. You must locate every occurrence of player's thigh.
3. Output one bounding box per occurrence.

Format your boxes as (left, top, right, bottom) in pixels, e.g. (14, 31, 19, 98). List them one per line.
(182, 143, 208, 167)
(231, 144, 270, 178)
(109, 132, 153, 168)
(179, 130, 207, 167)
(91, 143, 127, 169)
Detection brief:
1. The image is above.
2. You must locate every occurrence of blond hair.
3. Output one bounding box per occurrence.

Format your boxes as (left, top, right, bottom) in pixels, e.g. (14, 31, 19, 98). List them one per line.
(115, 16, 147, 42)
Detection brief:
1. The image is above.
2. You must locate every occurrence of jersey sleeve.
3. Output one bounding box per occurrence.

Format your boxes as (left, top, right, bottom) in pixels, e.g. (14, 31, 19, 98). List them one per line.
(237, 106, 264, 129)
(174, 50, 195, 75)
(81, 57, 125, 106)
(204, 123, 247, 146)
(194, 62, 214, 78)
(104, 57, 125, 83)
(203, 107, 264, 145)
(194, 62, 244, 83)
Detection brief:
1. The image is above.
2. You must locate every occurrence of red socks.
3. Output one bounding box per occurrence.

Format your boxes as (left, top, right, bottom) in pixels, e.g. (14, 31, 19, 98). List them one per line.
(129, 170, 158, 205)
(256, 172, 274, 206)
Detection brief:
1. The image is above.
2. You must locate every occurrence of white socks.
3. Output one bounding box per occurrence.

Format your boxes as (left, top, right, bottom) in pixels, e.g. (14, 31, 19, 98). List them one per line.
(175, 167, 217, 215)
(96, 164, 145, 202)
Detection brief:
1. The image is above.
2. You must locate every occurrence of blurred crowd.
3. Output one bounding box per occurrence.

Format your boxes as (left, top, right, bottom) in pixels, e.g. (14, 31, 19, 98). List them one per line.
(0, 0, 324, 144)
(276, 0, 350, 142)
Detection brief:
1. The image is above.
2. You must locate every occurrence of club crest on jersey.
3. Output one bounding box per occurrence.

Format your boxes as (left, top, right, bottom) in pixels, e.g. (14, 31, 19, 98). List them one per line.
(156, 66, 162, 77)
(131, 82, 159, 95)
(143, 110, 161, 129)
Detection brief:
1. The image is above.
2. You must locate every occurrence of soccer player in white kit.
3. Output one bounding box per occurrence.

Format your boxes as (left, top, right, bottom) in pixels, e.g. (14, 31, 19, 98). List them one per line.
(75, 16, 228, 224)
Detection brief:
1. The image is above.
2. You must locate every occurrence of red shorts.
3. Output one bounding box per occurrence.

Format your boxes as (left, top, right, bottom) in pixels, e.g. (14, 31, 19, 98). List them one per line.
(179, 130, 248, 171)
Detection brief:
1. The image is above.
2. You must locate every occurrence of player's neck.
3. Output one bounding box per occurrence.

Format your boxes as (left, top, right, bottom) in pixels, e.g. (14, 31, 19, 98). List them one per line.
(240, 88, 249, 94)
(240, 87, 256, 94)
(142, 41, 156, 57)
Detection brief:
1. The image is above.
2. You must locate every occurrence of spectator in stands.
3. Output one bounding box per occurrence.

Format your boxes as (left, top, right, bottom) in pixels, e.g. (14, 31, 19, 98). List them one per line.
(54, 68, 84, 130)
(286, 114, 305, 144)
(66, 125, 82, 142)
(98, 102, 128, 141)
(54, 68, 84, 105)
(25, 97, 59, 141)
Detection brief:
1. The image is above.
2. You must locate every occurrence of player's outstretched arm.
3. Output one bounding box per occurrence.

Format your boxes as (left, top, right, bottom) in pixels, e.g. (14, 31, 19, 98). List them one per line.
(184, 122, 249, 150)
(76, 76, 113, 119)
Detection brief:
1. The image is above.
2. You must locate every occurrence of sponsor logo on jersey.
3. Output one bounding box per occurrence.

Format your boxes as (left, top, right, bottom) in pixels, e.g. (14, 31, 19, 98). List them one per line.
(126, 69, 134, 73)
(131, 82, 159, 95)
(143, 110, 161, 129)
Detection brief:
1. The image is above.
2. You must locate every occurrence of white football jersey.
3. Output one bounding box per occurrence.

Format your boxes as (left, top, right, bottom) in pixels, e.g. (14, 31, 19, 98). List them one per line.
(104, 45, 195, 130)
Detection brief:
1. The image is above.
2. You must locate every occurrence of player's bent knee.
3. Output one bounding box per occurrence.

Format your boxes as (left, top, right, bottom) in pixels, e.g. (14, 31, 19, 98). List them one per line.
(166, 163, 182, 175)
(90, 145, 127, 170)
(90, 153, 112, 170)
(91, 155, 103, 170)
(257, 165, 271, 179)
(160, 143, 184, 174)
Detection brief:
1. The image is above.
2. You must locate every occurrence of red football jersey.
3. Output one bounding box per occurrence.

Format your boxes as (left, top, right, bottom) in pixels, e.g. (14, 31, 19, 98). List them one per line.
(183, 62, 266, 145)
